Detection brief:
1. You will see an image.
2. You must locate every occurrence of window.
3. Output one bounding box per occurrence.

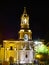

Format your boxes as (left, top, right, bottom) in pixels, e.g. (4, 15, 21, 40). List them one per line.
(10, 46, 13, 50)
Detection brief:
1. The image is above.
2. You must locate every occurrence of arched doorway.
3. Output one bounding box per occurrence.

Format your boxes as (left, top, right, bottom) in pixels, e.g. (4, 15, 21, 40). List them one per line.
(9, 56, 14, 64)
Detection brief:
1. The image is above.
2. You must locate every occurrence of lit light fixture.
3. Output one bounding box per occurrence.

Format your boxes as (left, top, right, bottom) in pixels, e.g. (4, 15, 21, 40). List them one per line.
(34, 41, 42, 45)
(7, 48, 9, 50)
(28, 30, 31, 32)
(34, 41, 38, 45)
(14, 48, 16, 51)
(14, 58, 16, 61)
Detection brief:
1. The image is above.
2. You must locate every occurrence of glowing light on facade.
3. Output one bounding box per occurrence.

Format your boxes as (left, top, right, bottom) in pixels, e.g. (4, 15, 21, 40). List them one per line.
(24, 18, 27, 24)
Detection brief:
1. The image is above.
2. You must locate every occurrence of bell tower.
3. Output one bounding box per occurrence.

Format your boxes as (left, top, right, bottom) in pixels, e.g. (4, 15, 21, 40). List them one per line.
(19, 7, 32, 41)
(21, 7, 29, 28)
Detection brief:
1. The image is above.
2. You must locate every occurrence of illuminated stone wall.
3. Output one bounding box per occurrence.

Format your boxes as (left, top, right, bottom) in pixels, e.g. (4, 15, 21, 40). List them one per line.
(1, 40, 33, 62)
(0, 48, 4, 62)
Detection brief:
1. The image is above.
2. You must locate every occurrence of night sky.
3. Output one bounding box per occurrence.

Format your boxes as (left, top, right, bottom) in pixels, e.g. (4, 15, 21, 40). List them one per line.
(0, 1, 49, 41)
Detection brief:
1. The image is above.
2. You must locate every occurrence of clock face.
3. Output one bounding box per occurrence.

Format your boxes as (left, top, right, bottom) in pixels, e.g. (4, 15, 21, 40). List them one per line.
(24, 34, 28, 41)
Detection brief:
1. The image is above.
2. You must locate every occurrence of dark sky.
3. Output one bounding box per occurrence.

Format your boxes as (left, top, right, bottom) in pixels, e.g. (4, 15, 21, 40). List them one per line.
(0, 1, 49, 41)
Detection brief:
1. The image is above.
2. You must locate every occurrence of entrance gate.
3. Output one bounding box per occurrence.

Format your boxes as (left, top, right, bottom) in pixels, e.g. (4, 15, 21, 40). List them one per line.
(9, 56, 14, 64)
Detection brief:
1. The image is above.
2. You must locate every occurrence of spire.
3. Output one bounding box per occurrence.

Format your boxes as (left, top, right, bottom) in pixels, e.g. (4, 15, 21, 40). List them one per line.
(20, 7, 29, 28)
(23, 7, 27, 14)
